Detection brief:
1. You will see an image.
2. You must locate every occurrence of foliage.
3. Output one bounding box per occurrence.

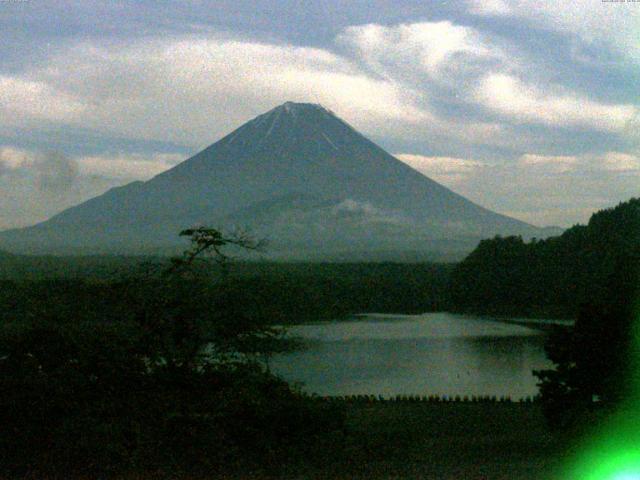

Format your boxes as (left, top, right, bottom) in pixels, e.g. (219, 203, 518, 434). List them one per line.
(533, 251, 640, 430)
(0, 258, 453, 322)
(449, 198, 640, 319)
(0, 228, 345, 478)
(449, 198, 640, 428)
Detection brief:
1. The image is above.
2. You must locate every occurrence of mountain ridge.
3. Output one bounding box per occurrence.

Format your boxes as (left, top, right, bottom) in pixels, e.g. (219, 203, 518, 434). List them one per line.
(0, 102, 560, 258)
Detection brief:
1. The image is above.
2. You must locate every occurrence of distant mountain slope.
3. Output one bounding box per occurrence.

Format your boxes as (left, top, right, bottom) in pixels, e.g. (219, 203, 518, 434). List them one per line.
(0, 102, 557, 257)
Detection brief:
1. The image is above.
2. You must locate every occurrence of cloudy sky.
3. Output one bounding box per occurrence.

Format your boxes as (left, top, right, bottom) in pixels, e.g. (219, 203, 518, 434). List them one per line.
(0, 0, 638, 230)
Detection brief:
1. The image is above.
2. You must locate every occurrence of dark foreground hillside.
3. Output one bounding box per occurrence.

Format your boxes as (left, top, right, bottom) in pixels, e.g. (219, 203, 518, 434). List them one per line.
(303, 400, 561, 480)
(0, 401, 562, 480)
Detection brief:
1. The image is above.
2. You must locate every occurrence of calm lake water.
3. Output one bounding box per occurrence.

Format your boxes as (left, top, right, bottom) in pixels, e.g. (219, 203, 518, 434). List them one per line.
(270, 313, 559, 399)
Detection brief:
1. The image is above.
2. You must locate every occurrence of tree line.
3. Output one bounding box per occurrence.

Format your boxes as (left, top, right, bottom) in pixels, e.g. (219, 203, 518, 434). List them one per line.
(449, 198, 640, 319)
(449, 198, 640, 429)
(0, 258, 453, 322)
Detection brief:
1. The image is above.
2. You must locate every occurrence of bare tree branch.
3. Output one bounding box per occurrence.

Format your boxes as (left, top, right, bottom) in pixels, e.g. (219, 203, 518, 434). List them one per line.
(164, 227, 266, 276)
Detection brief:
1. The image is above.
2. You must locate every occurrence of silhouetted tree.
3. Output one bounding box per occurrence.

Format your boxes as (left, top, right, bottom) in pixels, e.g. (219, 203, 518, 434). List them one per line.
(533, 214, 640, 429)
(0, 227, 344, 477)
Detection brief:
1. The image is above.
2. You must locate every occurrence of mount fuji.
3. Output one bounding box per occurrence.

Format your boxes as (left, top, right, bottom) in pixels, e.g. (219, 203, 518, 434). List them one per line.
(0, 102, 557, 259)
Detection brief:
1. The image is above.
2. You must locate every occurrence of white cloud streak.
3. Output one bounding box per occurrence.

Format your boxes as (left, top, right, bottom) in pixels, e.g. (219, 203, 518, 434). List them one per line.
(467, 0, 511, 16)
(0, 76, 85, 126)
(395, 153, 485, 185)
(519, 154, 579, 174)
(475, 73, 636, 132)
(78, 153, 183, 179)
(601, 151, 640, 171)
(338, 21, 501, 83)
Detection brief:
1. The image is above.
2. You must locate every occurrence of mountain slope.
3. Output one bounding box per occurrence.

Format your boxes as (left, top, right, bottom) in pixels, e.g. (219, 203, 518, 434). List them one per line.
(0, 102, 555, 257)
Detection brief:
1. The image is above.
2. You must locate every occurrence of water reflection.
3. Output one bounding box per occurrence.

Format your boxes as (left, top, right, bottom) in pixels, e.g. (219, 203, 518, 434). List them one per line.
(270, 313, 553, 399)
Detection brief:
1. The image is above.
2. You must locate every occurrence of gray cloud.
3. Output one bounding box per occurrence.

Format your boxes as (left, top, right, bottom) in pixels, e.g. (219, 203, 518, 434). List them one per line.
(0, 145, 188, 230)
(33, 151, 79, 191)
(0, 147, 79, 191)
(0, 147, 110, 230)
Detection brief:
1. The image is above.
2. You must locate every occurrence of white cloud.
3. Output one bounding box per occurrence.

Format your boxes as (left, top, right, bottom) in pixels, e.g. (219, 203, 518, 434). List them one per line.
(395, 153, 485, 185)
(519, 154, 579, 173)
(338, 21, 638, 142)
(0, 76, 85, 126)
(0, 147, 79, 191)
(78, 152, 184, 180)
(518, 151, 640, 173)
(0, 30, 535, 153)
(9, 37, 429, 148)
(395, 149, 640, 227)
(520, 154, 578, 165)
(396, 154, 484, 174)
(0, 22, 632, 156)
(335, 22, 541, 148)
(0, 146, 34, 170)
(338, 21, 499, 81)
(601, 151, 640, 171)
(0, 145, 184, 182)
(475, 73, 637, 132)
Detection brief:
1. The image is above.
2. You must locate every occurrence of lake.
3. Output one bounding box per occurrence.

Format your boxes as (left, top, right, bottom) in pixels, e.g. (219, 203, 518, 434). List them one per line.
(270, 313, 561, 400)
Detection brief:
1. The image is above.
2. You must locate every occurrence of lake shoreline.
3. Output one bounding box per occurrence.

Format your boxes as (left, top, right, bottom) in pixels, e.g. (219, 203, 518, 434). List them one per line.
(316, 311, 575, 331)
(272, 312, 553, 399)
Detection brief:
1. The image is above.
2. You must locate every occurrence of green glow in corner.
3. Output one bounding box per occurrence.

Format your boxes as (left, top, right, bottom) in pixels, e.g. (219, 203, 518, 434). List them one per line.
(612, 473, 640, 480)
(563, 304, 640, 480)
(571, 447, 640, 480)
